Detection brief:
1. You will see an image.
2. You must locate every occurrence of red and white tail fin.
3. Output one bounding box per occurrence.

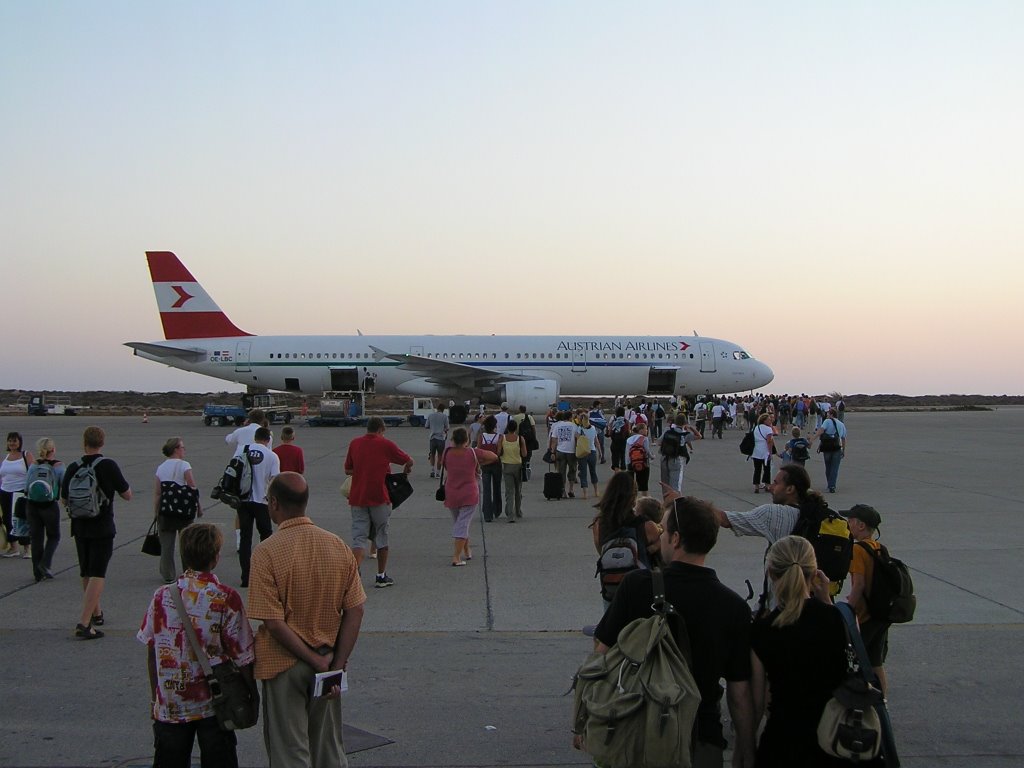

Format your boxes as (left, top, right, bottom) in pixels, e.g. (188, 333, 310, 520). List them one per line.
(146, 251, 251, 340)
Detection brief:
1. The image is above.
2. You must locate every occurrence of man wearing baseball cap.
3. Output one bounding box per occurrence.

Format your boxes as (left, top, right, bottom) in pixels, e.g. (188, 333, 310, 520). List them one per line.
(844, 503, 890, 695)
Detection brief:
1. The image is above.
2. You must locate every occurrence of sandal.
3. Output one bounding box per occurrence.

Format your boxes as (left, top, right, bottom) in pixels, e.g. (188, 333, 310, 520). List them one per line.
(75, 623, 104, 640)
(91, 612, 105, 626)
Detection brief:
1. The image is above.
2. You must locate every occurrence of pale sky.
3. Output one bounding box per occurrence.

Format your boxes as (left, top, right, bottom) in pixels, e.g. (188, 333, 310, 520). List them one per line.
(2, 2, 1021, 396)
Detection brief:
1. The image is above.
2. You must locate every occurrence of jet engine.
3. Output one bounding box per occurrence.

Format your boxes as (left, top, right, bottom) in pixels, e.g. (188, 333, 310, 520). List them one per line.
(495, 380, 559, 414)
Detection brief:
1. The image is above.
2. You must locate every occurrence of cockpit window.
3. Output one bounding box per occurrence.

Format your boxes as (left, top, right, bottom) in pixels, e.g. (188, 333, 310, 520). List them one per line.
(732, 350, 751, 360)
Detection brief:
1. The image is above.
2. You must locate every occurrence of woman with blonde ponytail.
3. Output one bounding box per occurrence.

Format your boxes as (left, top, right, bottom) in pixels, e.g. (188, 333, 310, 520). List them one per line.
(749, 536, 851, 767)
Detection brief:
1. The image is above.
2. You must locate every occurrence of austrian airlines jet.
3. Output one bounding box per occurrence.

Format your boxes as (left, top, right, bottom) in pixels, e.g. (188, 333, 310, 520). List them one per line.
(126, 252, 774, 412)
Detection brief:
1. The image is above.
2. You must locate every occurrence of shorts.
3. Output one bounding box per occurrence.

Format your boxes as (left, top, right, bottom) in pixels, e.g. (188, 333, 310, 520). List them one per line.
(429, 438, 446, 457)
(351, 505, 391, 550)
(75, 536, 114, 578)
(860, 618, 890, 666)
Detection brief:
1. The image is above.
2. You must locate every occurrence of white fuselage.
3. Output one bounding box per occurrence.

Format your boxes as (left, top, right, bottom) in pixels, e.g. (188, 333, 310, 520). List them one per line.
(134, 333, 774, 398)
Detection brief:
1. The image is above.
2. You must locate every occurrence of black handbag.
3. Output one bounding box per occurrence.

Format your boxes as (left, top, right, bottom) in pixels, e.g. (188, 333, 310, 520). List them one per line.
(171, 587, 259, 731)
(159, 481, 200, 521)
(435, 465, 446, 502)
(142, 519, 162, 556)
(385, 472, 413, 509)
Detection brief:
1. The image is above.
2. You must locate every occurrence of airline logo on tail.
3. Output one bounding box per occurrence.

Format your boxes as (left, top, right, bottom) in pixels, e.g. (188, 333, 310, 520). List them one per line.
(147, 251, 251, 340)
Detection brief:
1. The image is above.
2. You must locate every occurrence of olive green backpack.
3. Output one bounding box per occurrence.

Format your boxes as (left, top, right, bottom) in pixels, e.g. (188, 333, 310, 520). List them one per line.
(571, 570, 701, 768)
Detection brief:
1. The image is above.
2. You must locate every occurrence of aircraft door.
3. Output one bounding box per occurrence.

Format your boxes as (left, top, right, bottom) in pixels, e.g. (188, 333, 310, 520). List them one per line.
(235, 342, 251, 373)
(571, 349, 587, 372)
(699, 342, 716, 373)
(329, 367, 359, 390)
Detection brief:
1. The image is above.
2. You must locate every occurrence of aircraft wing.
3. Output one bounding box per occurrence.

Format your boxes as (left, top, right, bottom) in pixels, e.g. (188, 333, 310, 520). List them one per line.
(369, 346, 541, 389)
(124, 342, 208, 363)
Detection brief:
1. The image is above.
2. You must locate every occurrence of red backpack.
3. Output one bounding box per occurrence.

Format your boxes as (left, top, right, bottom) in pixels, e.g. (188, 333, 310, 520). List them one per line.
(628, 438, 649, 472)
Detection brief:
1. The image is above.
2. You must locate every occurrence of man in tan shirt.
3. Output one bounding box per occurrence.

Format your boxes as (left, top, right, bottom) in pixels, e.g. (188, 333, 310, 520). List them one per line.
(248, 472, 366, 767)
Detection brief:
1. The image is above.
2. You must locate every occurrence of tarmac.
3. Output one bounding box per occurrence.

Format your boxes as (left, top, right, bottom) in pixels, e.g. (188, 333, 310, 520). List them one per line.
(1, 407, 1022, 767)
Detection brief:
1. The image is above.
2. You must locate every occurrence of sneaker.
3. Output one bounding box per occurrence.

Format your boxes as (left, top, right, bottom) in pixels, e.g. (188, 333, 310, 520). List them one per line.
(374, 574, 394, 588)
(430, 471, 436, 478)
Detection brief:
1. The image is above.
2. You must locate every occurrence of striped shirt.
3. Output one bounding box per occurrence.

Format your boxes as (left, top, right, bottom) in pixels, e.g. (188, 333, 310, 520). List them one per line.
(724, 504, 800, 544)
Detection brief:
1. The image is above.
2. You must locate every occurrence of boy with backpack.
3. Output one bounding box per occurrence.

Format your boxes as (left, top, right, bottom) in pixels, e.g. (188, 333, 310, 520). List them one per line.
(783, 427, 811, 466)
(61, 426, 132, 640)
(845, 504, 908, 697)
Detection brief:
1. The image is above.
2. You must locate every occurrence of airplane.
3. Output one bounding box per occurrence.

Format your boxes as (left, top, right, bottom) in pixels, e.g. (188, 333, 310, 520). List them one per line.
(126, 252, 774, 419)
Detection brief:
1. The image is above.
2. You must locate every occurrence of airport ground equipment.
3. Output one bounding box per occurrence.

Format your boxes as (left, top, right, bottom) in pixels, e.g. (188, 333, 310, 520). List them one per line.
(26, 394, 77, 416)
(203, 393, 292, 426)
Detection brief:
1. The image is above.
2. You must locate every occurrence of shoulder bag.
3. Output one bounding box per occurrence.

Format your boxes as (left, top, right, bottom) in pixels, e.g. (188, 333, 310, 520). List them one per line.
(159, 481, 200, 521)
(170, 587, 259, 731)
(817, 602, 899, 765)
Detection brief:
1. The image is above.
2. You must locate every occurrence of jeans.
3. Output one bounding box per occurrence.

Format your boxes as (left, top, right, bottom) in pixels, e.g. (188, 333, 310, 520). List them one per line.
(822, 450, 843, 491)
(26, 501, 60, 579)
(579, 451, 598, 488)
(152, 716, 238, 768)
(237, 501, 272, 585)
(481, 464, 503, 521)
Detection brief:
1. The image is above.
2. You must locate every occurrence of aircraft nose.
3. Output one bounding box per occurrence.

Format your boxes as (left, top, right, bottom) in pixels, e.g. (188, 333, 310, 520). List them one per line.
(755, 361, 774, 388)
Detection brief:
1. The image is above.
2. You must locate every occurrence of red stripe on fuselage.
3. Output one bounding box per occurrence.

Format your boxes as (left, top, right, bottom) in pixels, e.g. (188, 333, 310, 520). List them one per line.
(159, 312, 251, 340)
(147, 251, 196, 282)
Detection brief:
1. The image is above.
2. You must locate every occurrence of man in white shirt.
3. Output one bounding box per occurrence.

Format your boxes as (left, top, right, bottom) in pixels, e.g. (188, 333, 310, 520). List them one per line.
(548, 412, 579, 499)
(711, 401, 727, 439)
(238, 427, 280, 588)
(224, 409, 271, 552)
(225, 409, 272, 456)
(494, 402, 512, 437)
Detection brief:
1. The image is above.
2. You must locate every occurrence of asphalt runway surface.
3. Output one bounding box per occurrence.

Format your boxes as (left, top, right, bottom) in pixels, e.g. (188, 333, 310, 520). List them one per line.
(1, 408, 1021, 767)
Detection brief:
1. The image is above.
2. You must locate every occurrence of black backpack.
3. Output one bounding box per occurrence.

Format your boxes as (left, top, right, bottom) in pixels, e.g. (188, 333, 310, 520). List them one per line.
(859, 542, 916, 624)
(739, 427, 755, 457)
(659, 428, 689, 461)
(790, 439, 810, 462)
(211, 447, 253, 509)
(518, 415, 539, 450)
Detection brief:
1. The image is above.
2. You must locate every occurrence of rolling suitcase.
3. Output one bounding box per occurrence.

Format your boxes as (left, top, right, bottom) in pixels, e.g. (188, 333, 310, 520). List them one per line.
(543, 470, 564, 500)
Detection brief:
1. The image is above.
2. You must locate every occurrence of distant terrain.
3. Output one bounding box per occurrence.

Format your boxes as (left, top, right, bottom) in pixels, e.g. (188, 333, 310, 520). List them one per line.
(2, 389, 1022, 417)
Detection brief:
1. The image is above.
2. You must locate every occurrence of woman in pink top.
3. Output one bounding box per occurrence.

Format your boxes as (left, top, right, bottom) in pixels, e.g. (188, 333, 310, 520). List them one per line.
(441, 428, 498, 566)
